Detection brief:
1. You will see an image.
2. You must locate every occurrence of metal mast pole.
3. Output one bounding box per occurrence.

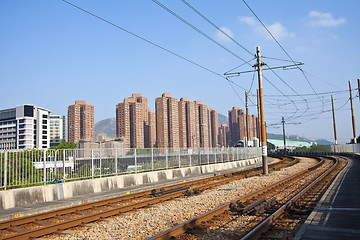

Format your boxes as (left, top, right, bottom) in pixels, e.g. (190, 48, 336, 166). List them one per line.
(257, 89, 261, 145)
(349, 81, 357, 143)
(256, 46, 268, 174)
(358, 78, 360, 103)
(246, 91, 250, 147)
(282, 117, 286, 153)
(331, 95, 338, 145)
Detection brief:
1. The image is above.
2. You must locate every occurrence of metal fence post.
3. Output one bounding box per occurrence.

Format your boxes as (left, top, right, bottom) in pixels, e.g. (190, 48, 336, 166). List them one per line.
(4, 150, 7, 190)
(63, 150, 66, 182)
(207, 148, 210, 165)
(115, 149, 118, 176)
(221, 148, 223, 163)
(198, 148, 201, 166)
(189, 149, 192, 167)
(43, 150, 46, 185)
(178, 148, 181, 168)
(214, 148, 217, 164)
(54, 150, 57, 180)
(165, 148, 168, 170)
(227, 148, 230, 162)
(99, 147, 102, 178)
(134, 148, 137, 173)
(91, 149, 94, 179)
(151, 148, 154, 171)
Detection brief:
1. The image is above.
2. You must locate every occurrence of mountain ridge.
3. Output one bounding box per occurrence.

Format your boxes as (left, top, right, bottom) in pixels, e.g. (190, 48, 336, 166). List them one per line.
(94, 116, 333, 145)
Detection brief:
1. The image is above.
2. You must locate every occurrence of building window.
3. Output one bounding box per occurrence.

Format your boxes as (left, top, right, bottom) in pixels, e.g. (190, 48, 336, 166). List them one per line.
(24, 105, 34, 117)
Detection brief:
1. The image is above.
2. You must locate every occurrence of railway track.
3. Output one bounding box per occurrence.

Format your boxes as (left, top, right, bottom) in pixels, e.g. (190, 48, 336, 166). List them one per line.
(255, 156, 348, 240)
(148, 155, 345, 240)
(0, 156, 295, 240)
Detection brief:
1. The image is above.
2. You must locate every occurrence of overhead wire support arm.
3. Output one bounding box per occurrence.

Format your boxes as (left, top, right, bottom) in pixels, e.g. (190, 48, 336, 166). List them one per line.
(223, 63, 304, 76)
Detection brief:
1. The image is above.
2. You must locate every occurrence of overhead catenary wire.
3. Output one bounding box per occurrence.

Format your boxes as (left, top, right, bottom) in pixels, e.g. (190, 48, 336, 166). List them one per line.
(180, 0, 254, 56)
(242, 0, 322, 103)
(60, 0, 249, 106)
(151, 0, 249, 63)
(62, 0, 353, 135)
(156, 0, 306, 118)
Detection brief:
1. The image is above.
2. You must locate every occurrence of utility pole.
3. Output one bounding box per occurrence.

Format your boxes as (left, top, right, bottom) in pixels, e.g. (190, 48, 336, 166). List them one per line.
(257, 89, 261, 145)
(224, 46, 301, 174)
(282, 117, 286, 153)
(358, 78, 360, 103)
(256, 46, 268, 175)
(349, 81, 357, 144)
(331, 95, 338, 145)
(246, 91, 250, 147)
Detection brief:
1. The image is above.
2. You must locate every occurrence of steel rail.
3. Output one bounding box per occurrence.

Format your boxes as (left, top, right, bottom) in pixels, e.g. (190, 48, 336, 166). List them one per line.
(147, 156, 323, 240)
(0, 157, 295, 239)
(241, 156, 339, 240)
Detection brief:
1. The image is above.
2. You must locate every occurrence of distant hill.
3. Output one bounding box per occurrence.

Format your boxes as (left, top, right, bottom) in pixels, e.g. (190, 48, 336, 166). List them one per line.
(218, 113, 228, 126)
(314, 139, 334, 145)
(95, 117, 116, 140)
(95, 114, 229, 139)
(95, 116, 333, 145)
(267, 133, 312, 142)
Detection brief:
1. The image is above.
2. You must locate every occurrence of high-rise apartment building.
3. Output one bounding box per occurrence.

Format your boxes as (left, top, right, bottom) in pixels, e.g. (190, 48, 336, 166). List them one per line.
(0, 105, 50, 149)
(178, 98, 188, 148)
(155, 93, 179, 148)
(209, 109, 219, 147)
(146, 111, 157, 148)
(195, 101, 210, 148)
(177, 97, 201, 148)
(218, 124, 230, 147)
(250, 114, 259, 140)
(68, 100, 94, 143)
(228, 107, 258, 145)
(116, 94, 150, 148)
(49, 115, 68, 147)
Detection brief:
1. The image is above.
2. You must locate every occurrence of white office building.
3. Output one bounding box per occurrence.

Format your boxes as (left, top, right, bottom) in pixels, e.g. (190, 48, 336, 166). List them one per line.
(49, 115, 68, 147)
(0, 105, 51, 149)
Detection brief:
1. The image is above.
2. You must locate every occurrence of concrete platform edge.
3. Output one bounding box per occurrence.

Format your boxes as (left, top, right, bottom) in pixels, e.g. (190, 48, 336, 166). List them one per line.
(294, 157, 353, 240)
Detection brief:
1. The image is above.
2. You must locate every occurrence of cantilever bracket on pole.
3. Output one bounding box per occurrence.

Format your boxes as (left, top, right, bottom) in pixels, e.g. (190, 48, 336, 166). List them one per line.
(223, 62, 304, 77)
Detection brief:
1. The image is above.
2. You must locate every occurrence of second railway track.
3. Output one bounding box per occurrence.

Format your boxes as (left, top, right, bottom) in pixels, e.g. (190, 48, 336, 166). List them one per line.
(149, 155, 346, 240)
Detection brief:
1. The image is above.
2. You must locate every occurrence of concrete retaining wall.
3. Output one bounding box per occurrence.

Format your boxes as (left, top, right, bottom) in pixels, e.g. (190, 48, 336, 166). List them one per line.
(0, 157, 260, 210)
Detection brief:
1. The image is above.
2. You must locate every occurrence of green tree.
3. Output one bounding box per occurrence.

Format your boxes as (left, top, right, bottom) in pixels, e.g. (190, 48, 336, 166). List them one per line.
(51, 140, 77, 150)
(294, 144, 331, 153)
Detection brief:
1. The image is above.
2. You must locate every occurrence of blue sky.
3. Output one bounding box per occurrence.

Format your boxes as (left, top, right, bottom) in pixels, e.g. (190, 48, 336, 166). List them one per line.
(1, 0, 359, 143)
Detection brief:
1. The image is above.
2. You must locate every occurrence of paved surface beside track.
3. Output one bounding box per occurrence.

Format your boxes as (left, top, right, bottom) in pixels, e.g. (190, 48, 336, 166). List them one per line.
(295, 155, 360, 240)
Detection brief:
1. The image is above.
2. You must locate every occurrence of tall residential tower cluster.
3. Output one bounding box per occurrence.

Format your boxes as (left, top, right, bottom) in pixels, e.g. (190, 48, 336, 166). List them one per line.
(1, 97, 259, 150)
(116, 93, 218, 149)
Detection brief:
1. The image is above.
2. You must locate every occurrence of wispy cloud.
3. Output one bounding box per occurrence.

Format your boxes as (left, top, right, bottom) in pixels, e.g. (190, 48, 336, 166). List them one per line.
(239, 16, 294, 40)
(308, 11, 346, 27)
(215, 26, 234, 42)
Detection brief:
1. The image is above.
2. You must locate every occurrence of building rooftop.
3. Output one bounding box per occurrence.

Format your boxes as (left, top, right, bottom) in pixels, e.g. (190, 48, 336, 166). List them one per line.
(267, 139, 312, 147)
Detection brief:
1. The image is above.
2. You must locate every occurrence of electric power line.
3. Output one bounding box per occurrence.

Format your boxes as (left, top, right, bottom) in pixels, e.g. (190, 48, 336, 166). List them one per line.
(180, 0, 254, 56)
(242, 0, 322, 102)
(151, 0, 249, 63)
